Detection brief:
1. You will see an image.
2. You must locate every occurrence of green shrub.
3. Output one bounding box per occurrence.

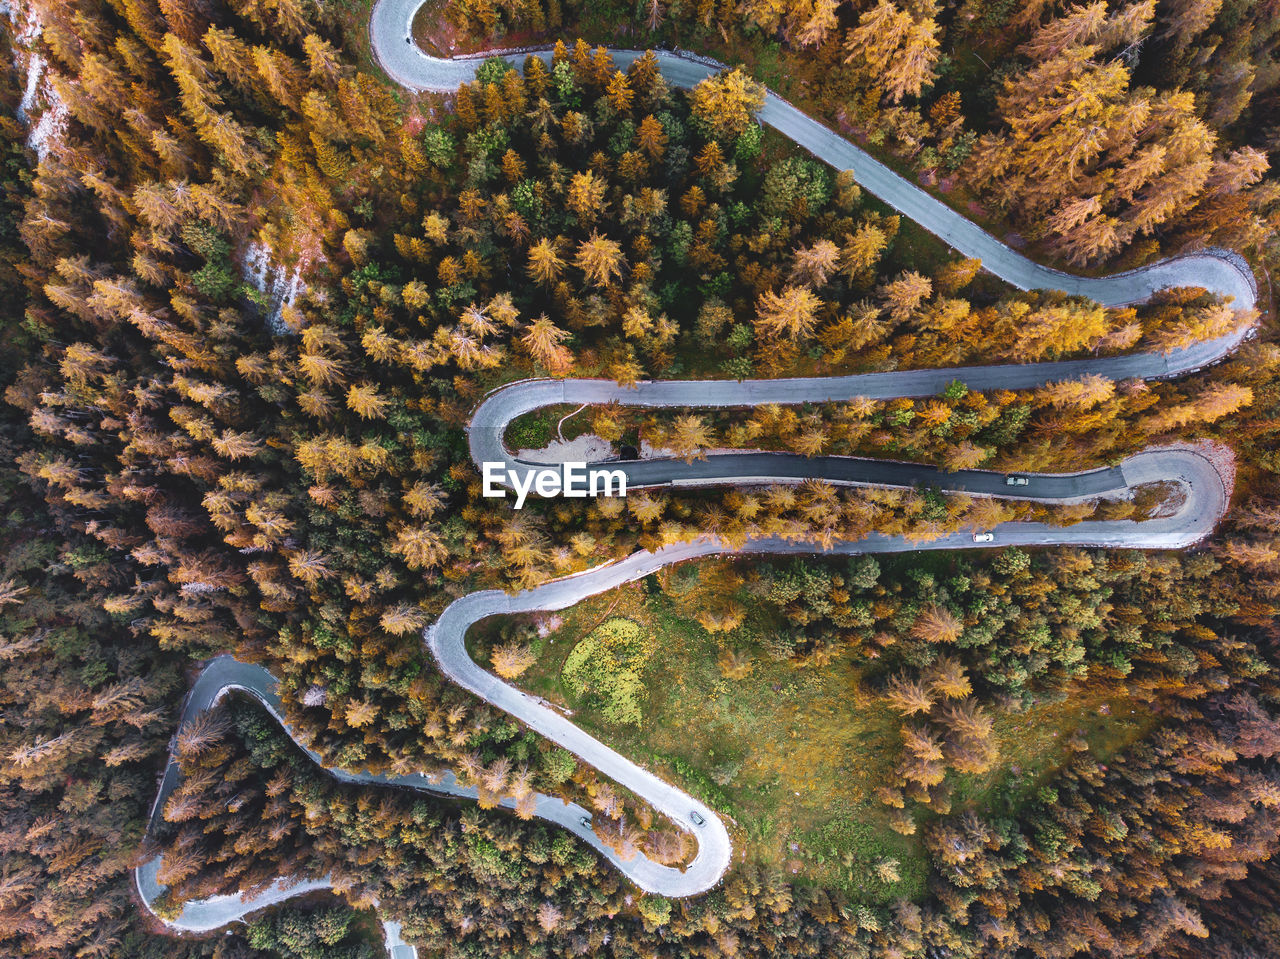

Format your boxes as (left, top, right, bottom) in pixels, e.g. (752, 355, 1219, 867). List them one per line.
(561, 617, 653, 726)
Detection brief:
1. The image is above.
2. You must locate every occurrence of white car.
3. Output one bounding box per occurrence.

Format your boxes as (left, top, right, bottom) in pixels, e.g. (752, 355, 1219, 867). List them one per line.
(972, 532, 995, 543)
(1005, 475, 1029, 486)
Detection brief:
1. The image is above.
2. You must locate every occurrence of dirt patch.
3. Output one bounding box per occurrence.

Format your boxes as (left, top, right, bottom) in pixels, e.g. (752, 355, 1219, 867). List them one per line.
(410, 0, 463, 56)
(1136, 480, 1188, 519)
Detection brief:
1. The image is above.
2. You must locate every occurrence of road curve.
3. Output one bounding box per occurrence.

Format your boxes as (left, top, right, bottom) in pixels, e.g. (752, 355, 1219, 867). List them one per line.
(136, 441, 1231, 927)
(136, 5, 1255, 941)
(469, 316, 1253, 499)
(424, 441, 1229, 890)
(368, 0, 1257, 312)
(135, 657, 715, 927)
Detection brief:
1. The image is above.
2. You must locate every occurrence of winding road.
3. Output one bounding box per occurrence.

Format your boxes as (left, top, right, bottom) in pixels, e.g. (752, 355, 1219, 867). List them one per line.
(470, 320, 1251, 509)
(135, 657, 687, 933)
(371, 0, 1255, 310)
(136, 4, 1260, 947)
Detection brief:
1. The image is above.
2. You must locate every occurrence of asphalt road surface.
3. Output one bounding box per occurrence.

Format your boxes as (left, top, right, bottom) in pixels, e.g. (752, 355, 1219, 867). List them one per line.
(368, 0, 1255, 311)
(138, 439, 1231, 926)
(136, 5, 1254, 943)
(469, 315, 1252, 501)
(135, 657, 678, 928)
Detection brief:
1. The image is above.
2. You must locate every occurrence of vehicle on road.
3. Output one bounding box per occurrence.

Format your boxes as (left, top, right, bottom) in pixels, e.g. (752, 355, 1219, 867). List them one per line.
(972, 532, 995, 543)
(580, 816, 593, 829)
(1005, 475, 1030, 486)
(690, 811, 706, 826)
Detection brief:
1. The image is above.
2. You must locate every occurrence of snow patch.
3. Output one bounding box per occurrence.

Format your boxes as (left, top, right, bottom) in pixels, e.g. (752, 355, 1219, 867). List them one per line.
(536, 614, 563, 638)
(179, 582, 222, 594)
(243, 242, 307, 335)
(517, 432, 615, 464)
(18, 50, 41, 122)
(638, 439, 739, 460)
(9, 0, 68, 159)
(640, 439, 677, 460)
(27, 97, 67, 159)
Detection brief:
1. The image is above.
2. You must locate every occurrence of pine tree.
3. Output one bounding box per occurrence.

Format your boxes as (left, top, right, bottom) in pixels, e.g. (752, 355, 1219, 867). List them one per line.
(879, 271, 932, 322)
(789, 240, 841, 287)
(1161, 0, 1224, 50)
(912, 604, 962, 644)
(637, 114, 667, 159)
(667, 414, 716, 462)
(568, 170, 608, 222)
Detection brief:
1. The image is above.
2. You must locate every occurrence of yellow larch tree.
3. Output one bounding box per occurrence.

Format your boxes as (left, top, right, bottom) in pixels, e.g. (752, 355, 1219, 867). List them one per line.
(689, 68, 765, 140)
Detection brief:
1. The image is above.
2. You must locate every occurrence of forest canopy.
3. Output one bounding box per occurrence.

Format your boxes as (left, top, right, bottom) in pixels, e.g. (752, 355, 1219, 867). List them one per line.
(2, 0, 1280, 957)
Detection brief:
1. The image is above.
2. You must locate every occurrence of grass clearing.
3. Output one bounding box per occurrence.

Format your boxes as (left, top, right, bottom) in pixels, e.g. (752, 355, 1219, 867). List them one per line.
(467, 556, 1160, 903)
(956, 688, 1163, 817)
(503, 403, 592, 450)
